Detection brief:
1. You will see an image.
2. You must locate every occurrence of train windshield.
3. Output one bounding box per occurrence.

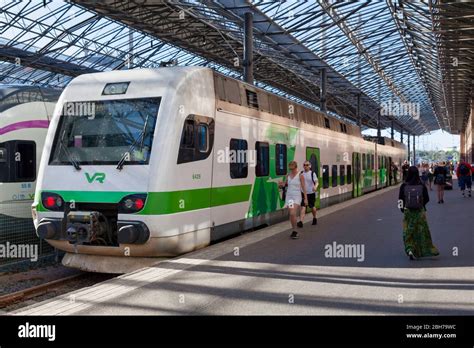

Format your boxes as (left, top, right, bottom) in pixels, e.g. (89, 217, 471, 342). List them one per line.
(49, 97, 160, 166)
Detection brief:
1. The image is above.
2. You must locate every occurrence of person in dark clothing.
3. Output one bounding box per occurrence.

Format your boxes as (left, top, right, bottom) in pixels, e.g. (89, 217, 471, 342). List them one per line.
(398, 166, 439, 260)
(401, 160, 410, 182)
(433, 162, 448, 203)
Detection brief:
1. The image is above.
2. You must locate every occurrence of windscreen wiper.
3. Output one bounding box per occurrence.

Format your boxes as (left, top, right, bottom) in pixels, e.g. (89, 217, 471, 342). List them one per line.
(116, 114, 150, 170)
(59, 129, 81, 170)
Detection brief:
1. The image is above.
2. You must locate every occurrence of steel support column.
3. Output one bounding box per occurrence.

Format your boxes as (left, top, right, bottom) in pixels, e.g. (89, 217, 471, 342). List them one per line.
(243, 12, 254, 84)
(407, 132, 411, 164)
(320, 68, 327, 112)
(357, 94, 361, 127)
(413, 134, 416, 165)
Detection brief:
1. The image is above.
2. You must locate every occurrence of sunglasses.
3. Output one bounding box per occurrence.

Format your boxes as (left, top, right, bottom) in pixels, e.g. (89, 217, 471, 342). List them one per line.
(304, 164, 310, 166)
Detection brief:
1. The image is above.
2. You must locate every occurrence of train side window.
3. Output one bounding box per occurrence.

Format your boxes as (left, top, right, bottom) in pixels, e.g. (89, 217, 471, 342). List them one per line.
(256, 141, 269, 177)
(332, 165, 338, 187)
(230, 138, 248, 179)
(340, 123, 344, 132)
(275, 143, 287, 176)
(15, 141, 36, 181)
(178, 115, 214, 164)
(322, 165, 329, 188)
(371, 154, 375, 169)
(362, 154, 366, 170)
(343, 124, 347, 133)
(347, 165, 352, 184)
(340, 165, 345, 185)
(197, 124, 208, 153)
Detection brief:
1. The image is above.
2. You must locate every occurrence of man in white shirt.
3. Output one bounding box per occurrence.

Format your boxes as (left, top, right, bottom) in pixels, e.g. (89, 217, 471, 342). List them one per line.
(297, 160, 319, 227)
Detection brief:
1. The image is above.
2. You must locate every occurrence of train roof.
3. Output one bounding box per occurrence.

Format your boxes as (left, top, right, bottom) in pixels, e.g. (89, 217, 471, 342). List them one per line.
(0, 85, 61, 112)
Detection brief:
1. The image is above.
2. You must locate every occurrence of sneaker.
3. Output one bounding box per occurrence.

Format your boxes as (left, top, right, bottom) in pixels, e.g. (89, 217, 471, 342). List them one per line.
(297, 221, 303, 228)
(290, 231, 299, 239)
(312, 217, 317, 225)
(441, 199, 444, 203)
(408, 251, 416, 260)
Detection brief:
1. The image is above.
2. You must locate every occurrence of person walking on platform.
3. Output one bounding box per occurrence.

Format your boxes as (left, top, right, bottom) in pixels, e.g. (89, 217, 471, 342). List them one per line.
(399, 166, 439, 260)
(420, 163, 429, 188)
(279, 161, 308, 239)
(298, 160, 319, 227)
(428, 164, 434, 191)
(392, 162, 399, 184)
(402, 160, 410, 182)
(433, 161, 448, 203)
(456, 159, 472, 198)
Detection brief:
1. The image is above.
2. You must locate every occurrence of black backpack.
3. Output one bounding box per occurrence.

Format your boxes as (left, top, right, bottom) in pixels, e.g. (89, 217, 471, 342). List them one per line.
(459, 163, 469, 175)
(404, 185, 424, 209)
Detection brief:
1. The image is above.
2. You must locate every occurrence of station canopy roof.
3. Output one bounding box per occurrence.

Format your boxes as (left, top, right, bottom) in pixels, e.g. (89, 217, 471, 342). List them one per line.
(1, 1, 473, 136)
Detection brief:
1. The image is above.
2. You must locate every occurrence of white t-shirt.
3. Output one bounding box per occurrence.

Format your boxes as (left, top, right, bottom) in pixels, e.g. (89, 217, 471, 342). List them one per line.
(301, 170, 318, 194)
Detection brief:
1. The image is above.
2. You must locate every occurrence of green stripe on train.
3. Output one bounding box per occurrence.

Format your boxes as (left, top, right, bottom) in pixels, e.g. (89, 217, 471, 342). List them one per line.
(36, 185, 252, 215)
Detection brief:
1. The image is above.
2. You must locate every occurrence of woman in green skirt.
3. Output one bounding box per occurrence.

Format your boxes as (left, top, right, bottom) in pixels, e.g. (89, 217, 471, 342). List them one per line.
(398, 166, 440, 260)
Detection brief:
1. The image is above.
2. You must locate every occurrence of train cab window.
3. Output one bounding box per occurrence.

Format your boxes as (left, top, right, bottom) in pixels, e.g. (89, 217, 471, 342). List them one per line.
(0, 146, 8, 182)
(275, 143, 287, 176)
(178, 115, 214, 164)
(256, 141, 269, 177)
(15, 142, 36, 181)
(182, 119, 195, 148)
(340, 165, 345, 185)
(322, 165, 329, 188)
(0, 147, 6, 163)
(332, 165, 338, 187)
(230, 138, 248, 179)
(347, 165, 352, 184)
(0, 141, 36, 182)
(197, 124, 209, 152)
(362, 154, 366, 170)
(324, 118, 330, 129)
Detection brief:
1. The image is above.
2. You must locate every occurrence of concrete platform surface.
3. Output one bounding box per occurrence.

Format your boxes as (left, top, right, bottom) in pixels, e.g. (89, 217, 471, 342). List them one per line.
(13, 183, 474, 315)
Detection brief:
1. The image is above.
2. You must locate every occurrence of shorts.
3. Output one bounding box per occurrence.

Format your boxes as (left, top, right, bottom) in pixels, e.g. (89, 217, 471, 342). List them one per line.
(458, 175, 472, 190)
(301, 193, 316, 208)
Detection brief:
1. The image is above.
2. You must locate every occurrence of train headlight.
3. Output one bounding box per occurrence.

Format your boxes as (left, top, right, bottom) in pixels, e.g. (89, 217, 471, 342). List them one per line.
(41, 192, 65, 211)
(118, 194, 147, 213)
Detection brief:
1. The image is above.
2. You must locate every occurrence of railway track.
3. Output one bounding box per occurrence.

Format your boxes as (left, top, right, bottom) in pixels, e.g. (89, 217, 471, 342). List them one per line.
(0, 272, 114, 310)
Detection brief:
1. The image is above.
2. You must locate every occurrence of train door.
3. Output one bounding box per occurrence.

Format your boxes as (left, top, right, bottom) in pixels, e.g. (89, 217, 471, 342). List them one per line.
(352, 152, 362, 197)
(306, 147, 321, 209)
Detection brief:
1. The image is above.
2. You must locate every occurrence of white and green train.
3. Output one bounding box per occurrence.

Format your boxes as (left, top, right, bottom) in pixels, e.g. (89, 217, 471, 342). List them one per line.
(33, 67, 407, 272)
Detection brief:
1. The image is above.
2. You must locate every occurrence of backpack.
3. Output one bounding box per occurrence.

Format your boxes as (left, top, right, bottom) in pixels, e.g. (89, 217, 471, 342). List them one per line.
(459, 163, 469, 176)
(404, 185, 424, 209)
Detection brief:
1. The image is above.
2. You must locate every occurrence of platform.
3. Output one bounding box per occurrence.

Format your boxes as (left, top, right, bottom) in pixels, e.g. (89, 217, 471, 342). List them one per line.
(13, 182, 474, 315)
